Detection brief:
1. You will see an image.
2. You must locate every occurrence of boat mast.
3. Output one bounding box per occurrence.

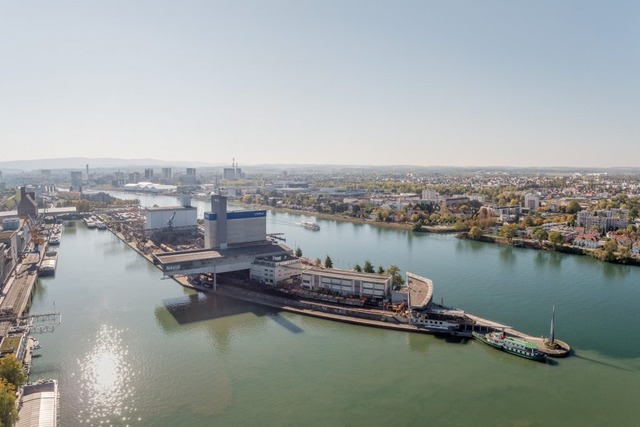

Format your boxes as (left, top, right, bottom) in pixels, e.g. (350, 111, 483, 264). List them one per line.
(406, 277, 412, 325)
(549, 305, 556, 344)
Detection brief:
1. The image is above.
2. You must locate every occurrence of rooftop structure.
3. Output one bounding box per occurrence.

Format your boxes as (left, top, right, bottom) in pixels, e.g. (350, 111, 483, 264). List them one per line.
(17, 380, 58, 427)
(300, 266, 392, 299)
(153, 242, 292, 277)
(143, 205, 197, 230)
(17, 186, 37, 219)
(204, 195, 266, 250)
(406, 272, 434, 310)
(123, 182, 177, 193)
(250, 254, 302, 285)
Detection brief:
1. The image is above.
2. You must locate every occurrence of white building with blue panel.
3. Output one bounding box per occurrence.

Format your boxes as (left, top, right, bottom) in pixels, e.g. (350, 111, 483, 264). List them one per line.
(204, 195, 267, 249)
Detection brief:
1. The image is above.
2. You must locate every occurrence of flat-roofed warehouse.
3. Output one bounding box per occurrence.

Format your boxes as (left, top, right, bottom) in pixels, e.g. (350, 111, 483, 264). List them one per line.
(153, 242, 292, 276)
(153, 194, 291, 285)
(301, 266, 393, 299)
(144, 194, 197, 229)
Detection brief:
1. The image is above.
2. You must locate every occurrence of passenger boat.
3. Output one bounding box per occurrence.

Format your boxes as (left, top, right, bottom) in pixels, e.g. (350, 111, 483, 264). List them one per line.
(409, 313, 460, 332)
(472, 331, 546, 362)
(300, 221, 320, 231)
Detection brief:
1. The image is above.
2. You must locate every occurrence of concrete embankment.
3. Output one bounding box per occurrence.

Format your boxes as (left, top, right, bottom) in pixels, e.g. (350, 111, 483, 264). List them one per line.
(0, 244, 48, 320)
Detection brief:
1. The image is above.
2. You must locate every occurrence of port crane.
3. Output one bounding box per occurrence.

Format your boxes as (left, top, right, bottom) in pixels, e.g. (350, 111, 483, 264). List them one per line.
(166, 212, 176, 230)
(20, 216, 46, 254)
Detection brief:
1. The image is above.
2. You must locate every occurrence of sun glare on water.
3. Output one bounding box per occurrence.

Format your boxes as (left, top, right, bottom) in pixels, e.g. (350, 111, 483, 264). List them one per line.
(77, 325, 139, 426)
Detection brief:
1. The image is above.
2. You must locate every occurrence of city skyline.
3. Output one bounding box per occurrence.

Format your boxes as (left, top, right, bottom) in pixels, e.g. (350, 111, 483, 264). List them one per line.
(1, 1, 638, 168)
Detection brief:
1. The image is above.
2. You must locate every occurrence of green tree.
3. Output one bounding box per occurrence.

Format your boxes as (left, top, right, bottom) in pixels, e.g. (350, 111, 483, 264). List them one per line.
(618, 246, 632, 262)
(363, 260, 375, 274)
(548, 231, 563, 246)
(566, 201, 582, 214)
(500, 223, 519, 242)
(324, 255, 333, 269)
(386, 265, 405, 287)
(600, 239, 618, 262)
(0, 380, 18, 427)
(603, 239, 618, 253)
(354, 263, 362, 272)
(295, 247, 302, 258)
(469, 226, 483, 240)
(0, 354, 26, 389)
(377, 266, 385, 274)
(533, 228, 549, 243)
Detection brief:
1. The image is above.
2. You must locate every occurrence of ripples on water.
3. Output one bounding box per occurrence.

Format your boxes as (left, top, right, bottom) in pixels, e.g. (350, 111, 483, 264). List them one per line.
(77, 325, 141, 426)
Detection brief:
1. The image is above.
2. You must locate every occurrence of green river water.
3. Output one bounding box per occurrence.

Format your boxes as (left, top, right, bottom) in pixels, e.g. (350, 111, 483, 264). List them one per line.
(29, 194, 640, 426)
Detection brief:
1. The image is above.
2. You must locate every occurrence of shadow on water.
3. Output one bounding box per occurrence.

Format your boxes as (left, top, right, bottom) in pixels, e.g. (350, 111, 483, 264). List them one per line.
(267, 312, 304, 334)
(433, 334, 471, 344)
(157, 293, 271, 327)
(455, 238, 485, 253)
(499, 246, 516, 264)
(535, 251, 564, 269)
(156, 292, 303, 334)
(545, 358, 559, 366)
(572, 352, 635, 372)
(601, 262, 631, 280)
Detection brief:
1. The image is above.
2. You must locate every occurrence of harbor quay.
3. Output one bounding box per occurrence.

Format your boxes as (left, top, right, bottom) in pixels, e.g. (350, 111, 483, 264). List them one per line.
(102, 193, 570, 359)
(0, 217, 62, 427)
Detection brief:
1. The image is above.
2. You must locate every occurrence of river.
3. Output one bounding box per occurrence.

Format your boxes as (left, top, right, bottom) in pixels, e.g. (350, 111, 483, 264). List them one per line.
(28, 192, 640, 426)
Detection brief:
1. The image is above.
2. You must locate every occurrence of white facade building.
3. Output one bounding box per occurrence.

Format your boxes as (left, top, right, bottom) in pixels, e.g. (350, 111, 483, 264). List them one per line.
(524, 193, 540, 210)
(577, 210, 629, 231)
(421, 189, 438, 202)
(144, 206, 197, 230)
(204, 195, 267, 249)
(250, 255, 302, 285)
(301, 267, 392, 299)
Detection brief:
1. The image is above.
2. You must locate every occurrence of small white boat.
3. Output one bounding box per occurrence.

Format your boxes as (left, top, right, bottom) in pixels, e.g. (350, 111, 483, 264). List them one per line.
(300, 221, 320, 231)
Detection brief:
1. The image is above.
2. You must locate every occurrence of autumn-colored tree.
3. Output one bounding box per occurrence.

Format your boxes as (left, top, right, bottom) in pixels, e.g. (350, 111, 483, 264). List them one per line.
(469, 226, 483, 240)
(0, 379, 18, 427)
(0, 354, 26, 389)
(549, 231, 563, 246)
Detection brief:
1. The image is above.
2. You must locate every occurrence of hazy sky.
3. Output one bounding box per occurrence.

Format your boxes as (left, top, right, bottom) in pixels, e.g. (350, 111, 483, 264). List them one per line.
(1, 1, 638, 167)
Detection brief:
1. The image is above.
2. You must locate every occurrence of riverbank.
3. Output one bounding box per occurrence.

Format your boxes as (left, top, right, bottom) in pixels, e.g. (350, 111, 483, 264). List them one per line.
(255, 204, 415, 231)
(457, 232, 640, 267)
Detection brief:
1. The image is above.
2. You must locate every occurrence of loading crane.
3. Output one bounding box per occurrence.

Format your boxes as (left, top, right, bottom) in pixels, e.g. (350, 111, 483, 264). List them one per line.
(21, 216, 46, 254)
(167, 211, 176, 230)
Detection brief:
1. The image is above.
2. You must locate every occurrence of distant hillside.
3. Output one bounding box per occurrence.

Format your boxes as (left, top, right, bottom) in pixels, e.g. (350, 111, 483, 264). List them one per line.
(0, 157, 218, 171)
